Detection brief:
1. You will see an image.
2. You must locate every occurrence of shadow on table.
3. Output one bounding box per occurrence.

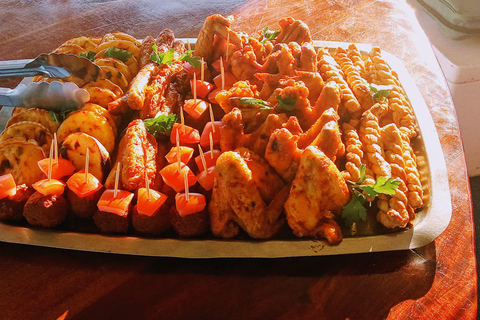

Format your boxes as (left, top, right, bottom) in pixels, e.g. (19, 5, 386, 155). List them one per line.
(69, 242, 436, 320)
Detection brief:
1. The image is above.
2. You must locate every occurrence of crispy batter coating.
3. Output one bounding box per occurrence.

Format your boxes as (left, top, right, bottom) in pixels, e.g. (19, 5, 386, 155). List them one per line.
(284, 146, 350, 244)
(209, 150, 287, 239)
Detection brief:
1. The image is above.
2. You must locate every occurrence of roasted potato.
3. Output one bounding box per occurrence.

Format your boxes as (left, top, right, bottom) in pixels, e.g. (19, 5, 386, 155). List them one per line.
(82, 87, 118, 112)
(98, 65, 129, 91)
(82, 78, 124, 97)
(60, 132, 111, 182)
(0, 121, 53, 155)
(56, 110, 116, 154)
(81, 102, 118, 137)
(95, 40, 141, 60)
(94, 57, 132, 82)
(0, 138, 45, 187)
(6, 108, 59, 134)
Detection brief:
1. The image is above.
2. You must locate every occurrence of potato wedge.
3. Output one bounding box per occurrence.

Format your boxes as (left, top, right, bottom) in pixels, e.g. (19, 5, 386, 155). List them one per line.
(99, 65, 129, 91)
(83, 78, 124, 97)
(6, 108, 59, 134)
(101, 32, 141, 47)
(84, 87, 117, 109)
(81, 102, 118, 137)
(56, 110, 116, 153)
(0, 121, 53, 155)
(0, 138, 45, 187)
(60, 132, 111, 182)
(63, 36, 101, 51)
(94, 57, 132, 82)
(95, 40, 141, 60)
(54, 43, 88, 55)
(95, 49, 140, 77)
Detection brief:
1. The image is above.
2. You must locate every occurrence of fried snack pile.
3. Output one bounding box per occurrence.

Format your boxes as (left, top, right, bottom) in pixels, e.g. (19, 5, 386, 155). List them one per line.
(0, 15, 425, 244)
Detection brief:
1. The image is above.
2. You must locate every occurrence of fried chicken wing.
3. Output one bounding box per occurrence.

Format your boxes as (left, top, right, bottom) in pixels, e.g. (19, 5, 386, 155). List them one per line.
(284, 146, 350, 244)
(276, 17, 312, 45)
(209, 150, 287, 239)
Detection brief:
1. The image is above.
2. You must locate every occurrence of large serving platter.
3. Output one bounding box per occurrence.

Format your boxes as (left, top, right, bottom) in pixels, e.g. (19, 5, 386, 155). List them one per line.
(0, 40, 452, 258)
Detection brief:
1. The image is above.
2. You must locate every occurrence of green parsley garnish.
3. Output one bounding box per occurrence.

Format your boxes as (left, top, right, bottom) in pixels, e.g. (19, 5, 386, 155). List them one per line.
(104, 46, 133, 63)
(261, 27, 280, 44)
(150, 44, 175, 66)
(143, 113, 177, 137)
(342, 164, 401, 226)
(179, 50, 202, 69)
(48, 110, 73, 123)
(80, 51, 96, 62)
(231, 97, 272, 110)
(370, 84, 392, 101)
(276, 95, 297, 111)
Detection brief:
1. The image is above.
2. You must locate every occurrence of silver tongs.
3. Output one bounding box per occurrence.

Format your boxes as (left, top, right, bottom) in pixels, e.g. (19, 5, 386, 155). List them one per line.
(0, 53, 101, 112)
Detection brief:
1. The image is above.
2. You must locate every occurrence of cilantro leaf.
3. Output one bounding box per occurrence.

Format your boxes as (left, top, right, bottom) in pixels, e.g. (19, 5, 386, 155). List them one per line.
(150, 44, 175, 65)
(231, 97, 272, 110)
(276, 95, 296, 111)
(373, 176, 401, 195)
(143, 113, 177, 138)
(342, 190, 367, 227)
(370, 84, 392, 101)
(261, 27, 280, 44)
(179, 50, 202, 69)
(104, 46, 133, 63)
(342, 163, 401, 226)
(48, 110, 73, 123)
(80, 51, 96, 62)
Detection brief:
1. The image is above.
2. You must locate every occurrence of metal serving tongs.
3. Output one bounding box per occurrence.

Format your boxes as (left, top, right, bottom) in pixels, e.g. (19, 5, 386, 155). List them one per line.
(0, 53, 100, 112)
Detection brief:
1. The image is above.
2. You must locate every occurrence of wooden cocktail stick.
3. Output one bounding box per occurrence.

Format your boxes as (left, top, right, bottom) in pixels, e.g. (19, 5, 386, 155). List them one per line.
(48, 140, 54, 181)
(193, 72, 197, 105)
(184, 170, 189, 202)
(209, 132, 214, 160)
(198, 144, 207, 174)
(209, 104, 215, 133)
(114, 162, 121, 198)
(226, 33, 230, 62)
(176, 129, 181, 169)
(180, 106, 185, 134)
(220, 58, 225, 90)
(84, 148, 90, 183)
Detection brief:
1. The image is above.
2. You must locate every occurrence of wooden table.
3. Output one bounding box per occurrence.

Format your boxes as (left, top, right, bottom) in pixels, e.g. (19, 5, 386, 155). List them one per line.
(0, 0, 476, 319)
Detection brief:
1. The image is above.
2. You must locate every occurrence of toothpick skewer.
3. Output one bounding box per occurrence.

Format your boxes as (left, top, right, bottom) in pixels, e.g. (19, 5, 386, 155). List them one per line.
(220, 58, 225, 90)
(187, 39, 191, 51)
(209, 132, 214, 160)
(198, 144, 207, 174)
(85, 148, 90, 183)
(54, 133, 58, 164)
(114, 162, 121, 198)
(176, 129, 181, 169)
(226, 33, 230, 62)
(201, 57, 204, 82)
(193, 72, 197, 105)
(184, 170, 189, 202)
(48, 140, 54, 181)
(209, 104, 215, 134)
(145, 170, 150, 201)
(180, 106, 185, 134)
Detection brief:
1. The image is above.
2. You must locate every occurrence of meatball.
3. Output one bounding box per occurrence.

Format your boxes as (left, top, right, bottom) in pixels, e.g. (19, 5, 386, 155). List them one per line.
(23, 191, 68, 228)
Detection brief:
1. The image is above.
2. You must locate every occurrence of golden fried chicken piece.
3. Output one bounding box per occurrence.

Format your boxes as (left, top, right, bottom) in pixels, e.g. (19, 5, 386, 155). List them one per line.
(265, 128, 302, 182)
(194, 14, 243, 63)
(284, 146, 350, 244)
(215, 80, 260, 114)
(105, 120, 157, 191)
(209, 150, 288, 239)
(230, 45, 263, 86)
(276, 17, 312, 45)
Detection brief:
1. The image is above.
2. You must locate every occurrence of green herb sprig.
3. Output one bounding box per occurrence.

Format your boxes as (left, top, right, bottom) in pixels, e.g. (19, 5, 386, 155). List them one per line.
(104, 46, 133, 63)
(150, 44, 175, 66)
(261, 27, 280, 43)
(80, 51, 96, 62)
(342, 164, 401, 226)
(231, 96, 297, 111)
(370, 84, 392, 101)
(276, 95, 296, 111)
(179, 50, 202, 69)
(143, 113, 177, 137)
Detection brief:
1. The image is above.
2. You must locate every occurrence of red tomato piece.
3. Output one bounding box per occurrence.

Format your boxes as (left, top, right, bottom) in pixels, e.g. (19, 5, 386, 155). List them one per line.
(190, 79, 214, 99)
(175, 193, 206, 217)
(66, 171, 103, 198)
(211, 58, 224, 73)
(213, 72, 237, 89)
(159, 162, 197, 193)
(136, 188, 168, 217)
(165, 146, 194, 164)
(183, 99, 210, 119)
(0, 173, 17, 199)
(38, 158, 76, 180)
(97, 189, 134, 217)
(183, 61, 201, 77)
(200, 121, 221, 147)
(170, 123, 200, 144)
(195, 149, 221, 172)
(196, 166, 215, 191)
(33, 179, 66, 196)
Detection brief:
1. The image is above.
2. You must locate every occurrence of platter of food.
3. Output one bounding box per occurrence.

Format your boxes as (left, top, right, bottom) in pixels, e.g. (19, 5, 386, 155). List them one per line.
(0, 15, 451, 257)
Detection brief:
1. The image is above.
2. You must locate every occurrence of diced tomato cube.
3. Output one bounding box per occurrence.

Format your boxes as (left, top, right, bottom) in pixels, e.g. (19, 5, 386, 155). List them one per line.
(190, 79, 214, 99)
(159, 162, 197, 193)
(195, 149, 221, 172)
(170, 123, 200, 144)
(33, 179, 65, 196)
(165, 146, 194, 164)
(196, 166, 215, 191)
(136, 188, 168, 217)
(183, 99, 210, 119)
(200, 121, 221, 147)
(97, 189, 134, 217)
(213, 72, 237, 89)
(175, 193, 206, 217)
(38, 158, 75, 180)
(0, 174, 17, 199)
(67, 171, 103, 198)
